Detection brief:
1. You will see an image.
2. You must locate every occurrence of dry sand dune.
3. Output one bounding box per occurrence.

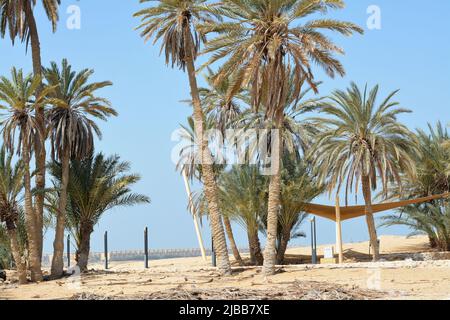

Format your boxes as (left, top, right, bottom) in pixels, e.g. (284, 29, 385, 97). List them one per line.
(1, 235, 449, 300)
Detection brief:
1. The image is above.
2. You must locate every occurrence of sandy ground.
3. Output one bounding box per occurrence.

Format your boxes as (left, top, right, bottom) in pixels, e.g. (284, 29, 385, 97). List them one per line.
(1, 235, 449, 300)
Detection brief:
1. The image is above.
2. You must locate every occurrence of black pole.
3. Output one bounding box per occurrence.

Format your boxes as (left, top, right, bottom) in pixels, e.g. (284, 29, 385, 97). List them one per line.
(104, 231, 108, 270)
(211, 237, 216, 267)
(144, 227, 149, 269)
(313, 217, 317, 263)
(311, 217, 317, 264)
(67, 234, 71, 268)
(310, 219, 313, 261)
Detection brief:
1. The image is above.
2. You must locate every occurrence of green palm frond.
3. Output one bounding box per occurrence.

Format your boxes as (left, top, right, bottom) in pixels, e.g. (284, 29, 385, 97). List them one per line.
(44, 59, 117, 161)
(0, 0, 61, 46)
(379, 202, 450, 251)
(200, 0, 363, 120)
(309, 82, 417, 204)
(47, 153, 150, 249)
(0, 67, 48, 156)
(134, 0, 222, 70)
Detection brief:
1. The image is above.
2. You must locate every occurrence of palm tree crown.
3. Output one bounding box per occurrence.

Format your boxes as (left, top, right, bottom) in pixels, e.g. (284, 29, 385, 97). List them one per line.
(0, 68, 48, 154)
(134, 0, 221, 70)
(201, 0, 363, 119)
(44, 59, 117, 161)
(311, 82, 417, 202)
(0, 0, 60, 44)
(48, 153, 150, 229)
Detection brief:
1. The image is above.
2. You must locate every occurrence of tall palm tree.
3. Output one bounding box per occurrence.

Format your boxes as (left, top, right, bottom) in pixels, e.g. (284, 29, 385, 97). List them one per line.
(0, 147, 27, 284)
(134, 0, 232, 274)
(200, 0, 363, 275)
(0, 0, 61, 263)
(0, 68, 52, 281)
(310, 83, 417, 260)
(43, 59, 117, 278)
(47, 153, 150, 272)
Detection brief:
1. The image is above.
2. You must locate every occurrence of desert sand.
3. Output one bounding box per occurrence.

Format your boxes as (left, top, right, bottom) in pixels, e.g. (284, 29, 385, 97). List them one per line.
(1, 235, 449, 300)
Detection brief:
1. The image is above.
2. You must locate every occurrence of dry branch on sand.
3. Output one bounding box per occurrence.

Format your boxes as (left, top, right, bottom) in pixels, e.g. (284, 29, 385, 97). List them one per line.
(71, 281, 386, 300)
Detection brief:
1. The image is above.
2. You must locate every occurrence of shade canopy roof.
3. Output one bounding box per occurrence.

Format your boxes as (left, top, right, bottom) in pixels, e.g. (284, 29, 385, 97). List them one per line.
(302, 193, 450, 222)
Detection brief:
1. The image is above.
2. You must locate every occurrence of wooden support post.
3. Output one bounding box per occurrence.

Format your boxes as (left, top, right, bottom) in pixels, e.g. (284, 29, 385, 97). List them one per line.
(335, 196, 344, 264)
(182, 170, 207, 262)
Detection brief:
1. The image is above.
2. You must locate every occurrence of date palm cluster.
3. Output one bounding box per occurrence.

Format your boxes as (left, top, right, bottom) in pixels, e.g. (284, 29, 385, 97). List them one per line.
(0, 0, 149, 283)
(0, 1, 448, 285)
(135, 0, 449, 274)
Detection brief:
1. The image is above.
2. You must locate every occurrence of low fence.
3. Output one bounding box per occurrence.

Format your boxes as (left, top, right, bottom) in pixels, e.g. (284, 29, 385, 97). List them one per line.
(41, 247, 250, 267)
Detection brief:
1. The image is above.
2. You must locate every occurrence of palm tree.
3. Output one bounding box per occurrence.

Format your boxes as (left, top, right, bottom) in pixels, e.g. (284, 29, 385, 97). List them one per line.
(0, 68, 52, 281)
(276, 155, 323, 264)
(177, 117, 244, 265)
(47, 153, 150, 272)
(200, 0, 363, 275)
(310, 82, 417, 260)
(237, 77, 323, 265)
(0, 1, 61, 260)
(43, 59, 117, 278)
(218, 165, 267, 265)
(0, 147, 27, 284)
(400, 123, 450, 198)
(380, 202, 450, 251)
(134, 0, 232, 274)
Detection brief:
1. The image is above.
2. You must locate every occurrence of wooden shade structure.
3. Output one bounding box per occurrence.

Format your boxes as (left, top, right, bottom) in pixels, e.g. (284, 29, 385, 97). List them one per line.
(302, 192, 450, 264)
(302, 193, 450, 222)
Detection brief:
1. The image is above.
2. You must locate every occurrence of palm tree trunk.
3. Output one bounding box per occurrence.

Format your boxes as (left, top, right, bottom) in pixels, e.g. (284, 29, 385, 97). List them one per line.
(362, 175, 380, 261)
(24, 0, 46, 260)
(263, 125, 282, 275)
(184, 29, 231, 275)
(22, 140, 43, 282)
(276, 231, 290, 265)
(248, 228, 263, 266)
(223, 216, 243, 265)
(5, 224, 27, 284)
(51, 147, 70, 278)
(429, 236, 437, 248)
(75, 223, 93, 272)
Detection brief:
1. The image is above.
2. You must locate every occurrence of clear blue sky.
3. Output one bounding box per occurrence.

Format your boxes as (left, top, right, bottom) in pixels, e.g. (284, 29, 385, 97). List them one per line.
(1, 0, 449, 253)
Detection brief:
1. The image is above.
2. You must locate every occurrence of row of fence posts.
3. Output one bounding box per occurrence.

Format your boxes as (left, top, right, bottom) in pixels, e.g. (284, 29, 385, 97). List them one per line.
(63, 227, 321, 268)
(65, 227, 218, 269)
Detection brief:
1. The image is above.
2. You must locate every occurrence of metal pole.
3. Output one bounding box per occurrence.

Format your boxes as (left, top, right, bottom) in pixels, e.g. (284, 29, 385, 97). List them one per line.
(335, 196, 344, 264)
(314, 217, 318, 262)
(67, 234, 71, 268)
(144, 227, 149, 269)
(104, 231, 108, 270)
(211, 237, 216, 267)
(311, 217, 317, 264)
